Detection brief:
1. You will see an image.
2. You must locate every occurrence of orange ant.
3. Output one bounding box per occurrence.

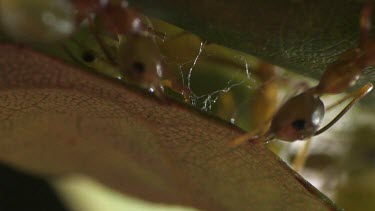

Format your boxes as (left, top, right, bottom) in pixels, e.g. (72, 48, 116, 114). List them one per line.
(70, 0, 173, 98)
(229, 4, 374, 158)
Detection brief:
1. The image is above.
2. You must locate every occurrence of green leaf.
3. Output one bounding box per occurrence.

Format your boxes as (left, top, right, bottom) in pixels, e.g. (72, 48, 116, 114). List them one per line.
(131, 0, 375, 105)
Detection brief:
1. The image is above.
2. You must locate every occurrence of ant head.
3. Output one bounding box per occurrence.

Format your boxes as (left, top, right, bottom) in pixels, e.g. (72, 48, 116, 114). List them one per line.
(268, 91, 325, 142)
(118, 34, 163, 86)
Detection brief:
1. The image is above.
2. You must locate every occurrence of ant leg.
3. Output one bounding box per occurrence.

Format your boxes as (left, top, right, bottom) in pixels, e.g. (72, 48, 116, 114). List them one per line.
(291, 139, 312, 172)
(88, 18, 118, 66)
(60, 43, 88, 67)
(227, 119, 273, 147)
(227, 130, 261, 147)
(230, 64, 279, 147)
(315, 83, 373, 136)
(325, 86, 364, 111)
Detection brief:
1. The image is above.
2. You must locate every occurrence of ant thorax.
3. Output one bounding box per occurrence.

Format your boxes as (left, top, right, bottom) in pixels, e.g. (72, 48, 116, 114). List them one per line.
(315, 48, 363, 94)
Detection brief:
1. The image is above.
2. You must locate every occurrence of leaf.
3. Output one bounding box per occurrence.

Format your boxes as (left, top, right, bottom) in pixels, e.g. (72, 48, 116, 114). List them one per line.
(131, 0, 375, 105)
(0, 43, 339, 210)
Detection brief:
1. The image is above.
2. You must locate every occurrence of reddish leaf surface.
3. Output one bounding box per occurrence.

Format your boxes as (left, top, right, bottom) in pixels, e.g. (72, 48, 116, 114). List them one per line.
(0, 44, 337, 210)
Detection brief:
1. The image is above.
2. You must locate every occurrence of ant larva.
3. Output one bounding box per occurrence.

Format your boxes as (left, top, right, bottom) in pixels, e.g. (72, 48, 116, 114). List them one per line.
(229, 3, 374, 161)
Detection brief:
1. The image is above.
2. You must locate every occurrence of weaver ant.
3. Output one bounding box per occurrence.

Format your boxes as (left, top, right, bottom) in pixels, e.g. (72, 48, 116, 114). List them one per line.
(229, 3, 374, 168)
(68, 0, 183, 99)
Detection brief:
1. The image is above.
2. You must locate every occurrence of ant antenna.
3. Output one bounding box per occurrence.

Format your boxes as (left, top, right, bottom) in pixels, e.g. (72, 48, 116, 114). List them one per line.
(314, 83, 373, 136)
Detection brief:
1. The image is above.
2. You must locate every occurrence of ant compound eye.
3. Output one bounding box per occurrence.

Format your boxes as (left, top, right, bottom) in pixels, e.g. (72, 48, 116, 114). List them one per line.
(292, 119, 306, 131)
(82, 50, 95, 63)
(132, 61, 146, 75)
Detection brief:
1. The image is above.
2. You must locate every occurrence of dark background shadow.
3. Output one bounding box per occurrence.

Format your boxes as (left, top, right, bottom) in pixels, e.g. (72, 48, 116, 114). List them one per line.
(0, 163, 69, 211)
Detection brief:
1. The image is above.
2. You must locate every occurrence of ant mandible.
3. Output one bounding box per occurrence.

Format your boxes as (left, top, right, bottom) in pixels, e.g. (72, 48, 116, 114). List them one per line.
(229, 3, 374, 149)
